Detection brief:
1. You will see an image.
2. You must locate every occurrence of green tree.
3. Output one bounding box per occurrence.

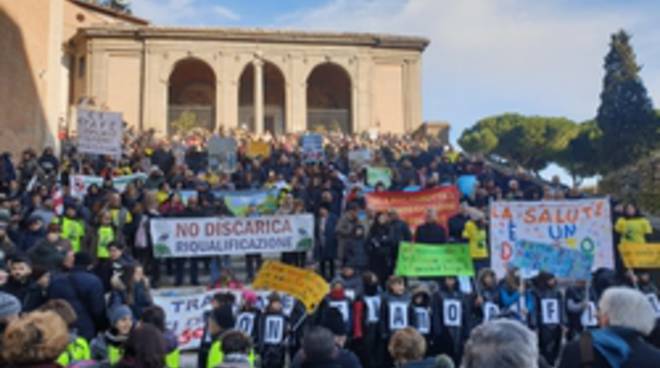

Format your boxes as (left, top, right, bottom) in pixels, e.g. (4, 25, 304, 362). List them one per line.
(171, 111, 199, 135)
(554, 120, 602, 187)
(458, 113, 577, 173)
(596, 30, 657, 171)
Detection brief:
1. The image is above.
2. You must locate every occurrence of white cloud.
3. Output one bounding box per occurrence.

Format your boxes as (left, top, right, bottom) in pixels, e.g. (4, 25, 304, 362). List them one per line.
(212, 5, 240, 21)
(276, 0, 660, 136)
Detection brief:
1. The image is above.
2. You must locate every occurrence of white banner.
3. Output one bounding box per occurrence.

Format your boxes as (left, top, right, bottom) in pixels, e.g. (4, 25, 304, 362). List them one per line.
(70, 173, 147, 198)
(77, 108, 123, 156)
(489, 199, 614, 278)
(150, 214, 315, 258)
(152, 288, 296, 350)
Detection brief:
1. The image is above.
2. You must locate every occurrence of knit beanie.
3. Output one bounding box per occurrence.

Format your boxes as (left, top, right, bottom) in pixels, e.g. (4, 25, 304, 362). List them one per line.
(0, 291, 21, 319)
(108, 304, 133, 326)
(322, 307, 346, 337)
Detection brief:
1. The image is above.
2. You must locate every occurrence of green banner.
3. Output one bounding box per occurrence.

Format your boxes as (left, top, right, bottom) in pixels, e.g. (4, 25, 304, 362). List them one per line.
(366, 166, 392, 188)
(395, 242, 475, 277)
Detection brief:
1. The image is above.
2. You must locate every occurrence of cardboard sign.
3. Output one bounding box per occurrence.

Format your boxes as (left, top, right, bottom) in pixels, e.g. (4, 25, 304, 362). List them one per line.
(364, 296, 381, 323)
(541, 299, 560, 325)
(70, 173, 147, 198)
(366, 166, 392, 188)
(208, 136, 237, 173)
(263, 315, 284, 344)
(366, 186, 460, 231)
(348, 149, 373, 170)
(246, 140, 271, 159)
(483, 302, 500, 322)
(619, 243, 660, 268)
(395, 242, 475, 277)
(414, 307, 431, 335)
(510, 240, 594, 280)
(252, 261, 330, 312)
(581, 302, 598, 327)
(77, 108, 123, 156)
(150, 214, 314, 258)
(489, 199, 613, 278)
(236, 312, 256, 336)
(389, 302, 409, 330)
(301, 134, 324, 163)
(443, 300, 462, 327)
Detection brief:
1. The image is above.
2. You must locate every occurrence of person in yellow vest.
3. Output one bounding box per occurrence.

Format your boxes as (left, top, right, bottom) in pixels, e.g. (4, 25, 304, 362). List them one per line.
(615, 203, 653, 244)
(140, 305, 181, 368)
(206, 304, 258, 368)
(216, 330, 254, 368)
(60, 205, 86, 253)
(90, 304, 133, 365)
(39, 299, 92, 366)
(462, 215, 490, 273)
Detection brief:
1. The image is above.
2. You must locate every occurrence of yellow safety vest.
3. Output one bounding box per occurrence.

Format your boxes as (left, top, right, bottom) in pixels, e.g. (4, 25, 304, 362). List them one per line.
(97, 226, 114, 259)
(207, 341, 256, 368)
(165, 348, 180, 368)
(56, 337, 91, 366)
(61, 217, 85, 253)
(108, 344, 123, 365)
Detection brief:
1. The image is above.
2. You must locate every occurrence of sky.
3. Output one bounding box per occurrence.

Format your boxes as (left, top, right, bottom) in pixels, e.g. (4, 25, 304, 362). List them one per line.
(131, 0, 660, 183)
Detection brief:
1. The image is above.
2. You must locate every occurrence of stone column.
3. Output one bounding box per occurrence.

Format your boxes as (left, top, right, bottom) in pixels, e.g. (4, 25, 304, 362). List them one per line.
(253, 58, 264, 135)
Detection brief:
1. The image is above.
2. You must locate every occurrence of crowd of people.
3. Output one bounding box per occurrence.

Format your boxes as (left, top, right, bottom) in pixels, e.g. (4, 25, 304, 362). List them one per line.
(0, 127, 658, 367)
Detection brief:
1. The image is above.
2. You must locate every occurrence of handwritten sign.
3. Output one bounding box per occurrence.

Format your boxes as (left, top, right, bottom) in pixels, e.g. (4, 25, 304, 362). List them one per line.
(366, 166, 392, 188)
(252, 261, 329, 312)
(77, 108, 123, 156)
(301, 134, 324, 163)
(395, 242, 475, 277)
(618, 243, 660, 268)
(510, 240, 594, 280)
(489, 199, 613, 278)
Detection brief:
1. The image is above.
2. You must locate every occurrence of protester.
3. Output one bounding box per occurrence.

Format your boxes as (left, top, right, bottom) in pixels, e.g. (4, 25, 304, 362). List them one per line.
(91, 304, 134, 365)
(114, 324, 167, 368)
(290, 326, 362, 368)
(38, 299, 92, 366)
(140, 305, 180, 368)
(557, 287, 660, 368)
(217, 330, 254, 368)
(389, 327, 451, 368)
(2, 310, 69, 368)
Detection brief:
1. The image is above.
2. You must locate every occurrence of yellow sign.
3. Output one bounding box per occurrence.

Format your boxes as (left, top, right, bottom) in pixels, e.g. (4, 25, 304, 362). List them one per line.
(252, 261, 329, 312)
(246, 140, 271, 159)
(619, 243, 660, 268)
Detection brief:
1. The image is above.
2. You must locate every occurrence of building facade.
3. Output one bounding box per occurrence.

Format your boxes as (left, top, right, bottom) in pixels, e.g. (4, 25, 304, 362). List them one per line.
(1, 0, 428, 155)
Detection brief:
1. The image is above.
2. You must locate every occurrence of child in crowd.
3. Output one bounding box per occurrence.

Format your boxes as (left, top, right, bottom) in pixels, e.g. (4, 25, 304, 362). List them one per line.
(91, 304, 133, 365)
(409, 284, 434, 352)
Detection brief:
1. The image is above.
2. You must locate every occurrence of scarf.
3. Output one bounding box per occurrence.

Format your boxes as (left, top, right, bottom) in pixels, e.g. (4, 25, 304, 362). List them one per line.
(591, 327, 635, 368)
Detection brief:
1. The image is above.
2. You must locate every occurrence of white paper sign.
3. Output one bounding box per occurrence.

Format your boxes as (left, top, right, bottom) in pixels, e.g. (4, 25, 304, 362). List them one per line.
(236, 312, 256, 335)
(483, 301, 500, 322)
(414, 307, 431, 334)
(443, 300, 462, 327)
(581, 302, 598, 327)
(263, 315, 284, 344)
(541, 299, 560, 325)
(364, 296, 380, 323)
(646, 294, 660, 318)
(329, 300, 350, 323)
(389, 302, 408, 330)
(77, 108, 123, 156)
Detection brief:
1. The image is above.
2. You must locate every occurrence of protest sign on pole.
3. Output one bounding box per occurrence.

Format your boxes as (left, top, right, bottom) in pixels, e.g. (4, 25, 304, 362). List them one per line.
(510, 240, 594, 280)
(70, 173, 147, 198)
(252, 260, 330, 312)
(618, 243, 660, 268)
(366, 186, 460, 231)
(395, 242, 475, 277)
(77, 108, 123, 156)
(489, 198, 613, 278)
(301, 133, 324, 163)
(348, 149, 372, 170)
(366, 166, 392, 188)
(150, 214, 314, 258)
(212, 189, 279, 216)
(208, 136, 237, 173)
(246, 140, 271, 159)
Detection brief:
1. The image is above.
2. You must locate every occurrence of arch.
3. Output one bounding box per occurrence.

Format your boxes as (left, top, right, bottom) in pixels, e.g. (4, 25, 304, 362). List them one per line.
(238, 60, 286, 134)
(167, 57, 217, 135)
(306, 62, 352, 133)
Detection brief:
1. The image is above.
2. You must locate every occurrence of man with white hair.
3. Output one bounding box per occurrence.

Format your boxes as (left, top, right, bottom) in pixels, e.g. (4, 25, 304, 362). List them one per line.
(557, 287, 660, 368)
(461, 319, 540, 368)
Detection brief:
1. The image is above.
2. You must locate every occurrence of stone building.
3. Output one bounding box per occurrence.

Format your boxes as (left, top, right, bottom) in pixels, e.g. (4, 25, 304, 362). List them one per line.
(1, 0, 428, 155)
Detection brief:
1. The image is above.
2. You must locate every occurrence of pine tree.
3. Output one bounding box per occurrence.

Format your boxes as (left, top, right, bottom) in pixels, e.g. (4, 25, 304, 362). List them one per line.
(596, 30, 657, 171)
